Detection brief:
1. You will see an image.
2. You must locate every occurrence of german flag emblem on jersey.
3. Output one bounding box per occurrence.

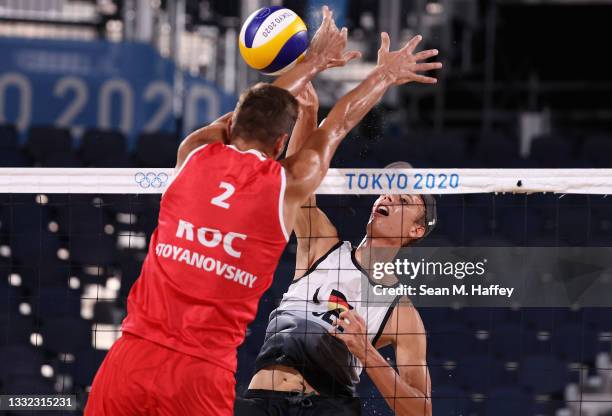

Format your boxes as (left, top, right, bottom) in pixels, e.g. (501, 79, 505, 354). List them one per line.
(327, 289, 353, 312)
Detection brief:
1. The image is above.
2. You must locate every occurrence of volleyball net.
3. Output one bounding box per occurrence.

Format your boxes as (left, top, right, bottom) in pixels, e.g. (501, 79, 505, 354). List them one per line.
(1, 167, 612, 415)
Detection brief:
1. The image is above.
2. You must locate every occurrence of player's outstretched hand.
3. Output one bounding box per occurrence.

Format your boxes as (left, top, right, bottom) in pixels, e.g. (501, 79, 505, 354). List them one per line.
(377, 32, 442, 85)
(306, 5, 362, 70)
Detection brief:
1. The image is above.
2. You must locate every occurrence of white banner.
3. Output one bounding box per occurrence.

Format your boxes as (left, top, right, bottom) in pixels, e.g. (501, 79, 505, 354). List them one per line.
(0, 168, 611, 195)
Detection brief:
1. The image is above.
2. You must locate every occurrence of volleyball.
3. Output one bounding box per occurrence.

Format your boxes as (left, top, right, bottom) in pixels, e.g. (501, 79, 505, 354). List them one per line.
(239, 6, 309, 76)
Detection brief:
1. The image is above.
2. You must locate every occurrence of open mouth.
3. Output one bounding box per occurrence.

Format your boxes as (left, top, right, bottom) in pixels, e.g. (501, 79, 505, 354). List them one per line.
(375, 205, 389, 216)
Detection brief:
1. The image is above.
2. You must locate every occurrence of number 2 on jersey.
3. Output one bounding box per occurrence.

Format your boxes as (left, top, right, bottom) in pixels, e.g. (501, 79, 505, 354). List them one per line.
(211, 182, 235, 209)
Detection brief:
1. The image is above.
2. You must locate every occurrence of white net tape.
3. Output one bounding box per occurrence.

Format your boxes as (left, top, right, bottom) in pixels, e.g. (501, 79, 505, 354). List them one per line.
(1, 168, 612, 194)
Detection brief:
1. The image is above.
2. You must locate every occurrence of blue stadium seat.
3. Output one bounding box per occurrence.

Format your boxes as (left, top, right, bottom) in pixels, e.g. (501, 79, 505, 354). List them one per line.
(10, 231, 62, 263)
(518, 355, 568, 394)
(56, 202, 113, 235)
(40, 316, 91, 354)
(0, 344, 44, 381)
(0, 315, 37, 347)
(475, 133, 520, 168)
(521, 308, 579, 331)
(557, 195, 590, 245)
(118, 257, 143, 300)
(583, 308, 612, 332)
(0, 283, 35, 346)
(26, 126, 73, 164)
(419, 308, 451, 328)
(40, 151, 82, 167)
(73, 348, 107, 388)
(456, 308, 506, 329)
(484, 387, 534, 416)
(356, 374, 394, 415)
(497, 208, 543, 244)
(581, 135, 612, 168)
(428, 323, 474, 360)
(0, 123, 19, 148)
(426, 357, 447, 386)
(491, 324, 536, 361)
(2, 375, 54, 394)
(268, 259, 295, 300)
(32, 287, 81, 319)
(549, 324, 599, 362)
(80, 129, 127, 166)
(462, 208, 492, 243)
(0, 280, 19, 313)
(69, 234, 117, 266)
(529, 135, 575, 167)
(135, 132, 178, 167)
(455, 356, 503, 392)
(424, 134, 469, 167)
(14, 261, 70, 292)
(591, 199, 612, 244)
(431, 384, 469, 415)
(0, 149, 29, 167)
(330, 137, 373, 168)
(0, 124, 27, 167)
(0, 201, 52, 234)
(389, 135, 430, 167)
(100, 193, 159, 220)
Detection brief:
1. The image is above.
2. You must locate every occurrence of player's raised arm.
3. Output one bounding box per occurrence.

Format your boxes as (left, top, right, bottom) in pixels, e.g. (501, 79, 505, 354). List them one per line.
(287, 83, 341, 277)
(282, 32, 442, 216)
(175, 6, 358, 170)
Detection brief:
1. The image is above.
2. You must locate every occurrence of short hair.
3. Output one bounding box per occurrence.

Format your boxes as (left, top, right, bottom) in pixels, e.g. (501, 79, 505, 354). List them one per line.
(231, 83, 299, 145)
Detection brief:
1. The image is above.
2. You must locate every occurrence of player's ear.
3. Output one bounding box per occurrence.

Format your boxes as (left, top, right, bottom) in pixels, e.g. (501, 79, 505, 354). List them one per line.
(415, 224, 426, 238)
(226, 118, 233, 140)
(409, 222, 426, 239)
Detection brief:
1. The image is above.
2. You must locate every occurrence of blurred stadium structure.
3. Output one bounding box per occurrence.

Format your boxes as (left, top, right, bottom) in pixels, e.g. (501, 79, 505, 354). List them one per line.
(0, 0, 611, 415)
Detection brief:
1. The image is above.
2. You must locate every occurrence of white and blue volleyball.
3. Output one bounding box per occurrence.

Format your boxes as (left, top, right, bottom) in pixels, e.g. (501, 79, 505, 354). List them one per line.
(239, 6, 308, 76)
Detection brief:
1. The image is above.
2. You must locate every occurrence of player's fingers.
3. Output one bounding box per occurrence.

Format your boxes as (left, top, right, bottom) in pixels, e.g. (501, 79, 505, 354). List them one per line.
(407, 74, 438, 84)
(342, 50, 362, 63)
(340, 310, 355, 323)
(402, 34, 422, 54)
(341, 27, 348, 41)
(321, 5, 332, 30)
(378, 32, 390, 55)
(327, 53, 359, 68)
(414, 62, 443, 72)
(414, 49, 439, 61)
(326, 58, 345, 68)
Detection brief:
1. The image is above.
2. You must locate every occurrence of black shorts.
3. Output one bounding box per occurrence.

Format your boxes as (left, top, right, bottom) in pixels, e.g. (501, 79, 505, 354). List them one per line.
(234, 389, 362, 416)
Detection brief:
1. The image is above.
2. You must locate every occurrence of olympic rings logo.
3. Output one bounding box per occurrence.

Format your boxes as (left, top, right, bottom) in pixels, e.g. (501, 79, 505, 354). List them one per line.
(135, 172, 169, 189)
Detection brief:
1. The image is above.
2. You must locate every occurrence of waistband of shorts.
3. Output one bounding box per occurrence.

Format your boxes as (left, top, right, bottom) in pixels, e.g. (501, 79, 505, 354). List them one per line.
(245, 389, 320, 400)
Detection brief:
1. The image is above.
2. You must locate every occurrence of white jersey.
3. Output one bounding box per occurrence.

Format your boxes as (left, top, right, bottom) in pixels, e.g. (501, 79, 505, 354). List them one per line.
(278, 240, 399, 352)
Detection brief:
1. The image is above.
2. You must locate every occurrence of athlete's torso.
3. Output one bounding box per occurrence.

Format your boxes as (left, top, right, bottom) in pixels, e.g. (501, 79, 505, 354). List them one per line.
(279, 241, 397, 347)
(255, 241, 399, 396)
(122, 142, 289, 372)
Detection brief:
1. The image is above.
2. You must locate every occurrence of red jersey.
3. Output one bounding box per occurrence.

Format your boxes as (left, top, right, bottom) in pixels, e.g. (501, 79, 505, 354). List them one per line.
(122, 143, 289, 373)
